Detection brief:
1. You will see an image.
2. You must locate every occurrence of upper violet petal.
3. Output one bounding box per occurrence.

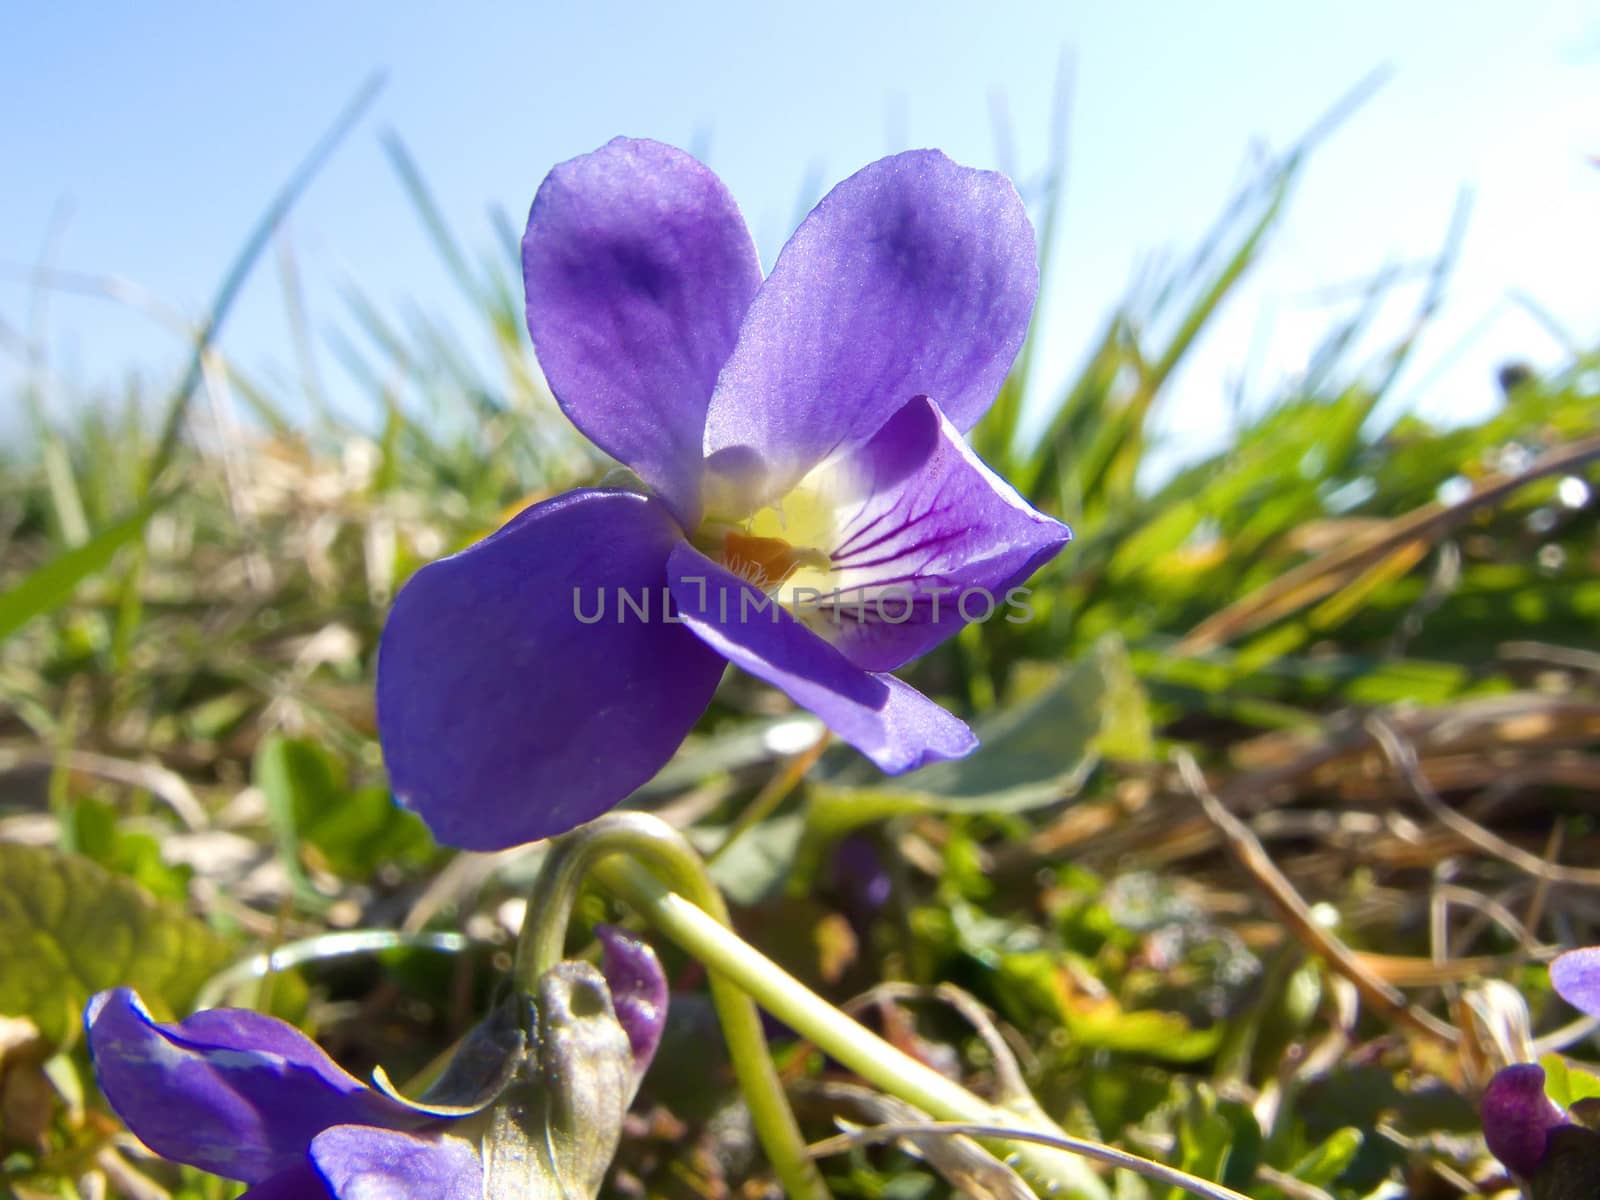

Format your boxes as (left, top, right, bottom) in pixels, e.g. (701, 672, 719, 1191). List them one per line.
(1482, 1063, 1566, 1177)
(310, 1125, 482, 1200)
(703, 149, 1037, 504)
(596, 925, 668, 1077)
(1551, 946, 1600, 1019)
(523, 137, 762, 525)
(667, 543, 976, 773)
(807, 395, 1070, 671)
(377, 489, 725, 851)
(84, 989, 424, 1185)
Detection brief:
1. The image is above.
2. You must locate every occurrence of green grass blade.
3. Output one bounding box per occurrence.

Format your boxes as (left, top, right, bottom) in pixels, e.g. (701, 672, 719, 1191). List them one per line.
(0, 494, 166, 643)
(383, 130, 488, 308)
(144, 73, 385, 488)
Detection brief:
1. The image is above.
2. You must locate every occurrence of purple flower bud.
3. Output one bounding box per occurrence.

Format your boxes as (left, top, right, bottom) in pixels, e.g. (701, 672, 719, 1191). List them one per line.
(828, 834, 892, 933)
(1482, 1063, 1568, 1177)
(596, 924, 668, 1077)
(482, 959, 642, 1199)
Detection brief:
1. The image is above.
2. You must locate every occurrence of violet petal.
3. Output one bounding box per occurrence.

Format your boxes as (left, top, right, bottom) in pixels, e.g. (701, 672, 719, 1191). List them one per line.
(377, 489, 725, 850)
(595, 925, 668, 1077)
(1482, 1063, 1566, 1177)
(522, 137, 762, 526)
(703, 149, 1037, 504)
(310, 1125, 482, 1200)
(806, 395, 1070, 670)
(238, 1163, 332, 1199)
(84, 989, 424, 1184)
(1551, 946, 1600, 1020)
(667, 542, 976, 773)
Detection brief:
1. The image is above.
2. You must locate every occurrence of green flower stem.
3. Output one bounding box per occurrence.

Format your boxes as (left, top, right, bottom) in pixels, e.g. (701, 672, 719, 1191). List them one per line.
(519, 811, 1107, 1200)
(515, 812, 831, 1200)
(590, 849, 1109, 1200)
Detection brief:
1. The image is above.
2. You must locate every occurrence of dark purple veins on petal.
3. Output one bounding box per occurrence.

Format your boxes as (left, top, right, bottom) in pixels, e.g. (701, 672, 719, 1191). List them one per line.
(813, 396, 1070, 672)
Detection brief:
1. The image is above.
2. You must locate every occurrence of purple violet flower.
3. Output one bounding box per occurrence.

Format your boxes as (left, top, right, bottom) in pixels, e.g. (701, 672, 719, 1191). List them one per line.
(1482, 1063, 1569, 1179)
(1478, 947, 1600, 1184)
(377, 137, 1069, 850)
(84, 988, 480, 1199)
(84, 933, 667, 1199)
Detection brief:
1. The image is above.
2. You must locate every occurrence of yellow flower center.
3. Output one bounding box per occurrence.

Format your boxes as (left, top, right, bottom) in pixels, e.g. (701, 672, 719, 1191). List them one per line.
(696, 478, 837, 600)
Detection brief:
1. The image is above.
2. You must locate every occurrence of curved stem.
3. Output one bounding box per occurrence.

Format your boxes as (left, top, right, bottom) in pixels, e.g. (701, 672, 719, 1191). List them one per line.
(514, 838, 592, 990)
(591, 848, 1108, 1200)
(514, 813, 830, 1200)
(811, 1122, 1251, 1200)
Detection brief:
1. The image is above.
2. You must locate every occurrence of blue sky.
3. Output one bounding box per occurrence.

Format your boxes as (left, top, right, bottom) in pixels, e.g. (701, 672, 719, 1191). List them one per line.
(3, 2, 1595, 458)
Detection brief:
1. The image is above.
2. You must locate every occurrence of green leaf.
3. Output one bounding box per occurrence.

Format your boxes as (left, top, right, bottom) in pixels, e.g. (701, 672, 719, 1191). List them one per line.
(697, 813, 806, 907)
(0, 841, 234, 1044)
(1541, 1054, 1600, 1110)
(66, 797, 192, 904)
(995, 950, 1224, 1064)
(0, 497, 162, 644)
(254, 735, 434, 882)
(631, 715, 825, 800)
(1064, 1002, 1224, 1064)
(810, 636, 1144, 835)
(1172, 1087, 1261, 1197)
(1285, 1127, 1363, 1188)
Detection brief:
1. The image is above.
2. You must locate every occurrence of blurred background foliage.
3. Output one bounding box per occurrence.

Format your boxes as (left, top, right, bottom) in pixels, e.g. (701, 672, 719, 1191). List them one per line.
(1, 97, 1598, 1200)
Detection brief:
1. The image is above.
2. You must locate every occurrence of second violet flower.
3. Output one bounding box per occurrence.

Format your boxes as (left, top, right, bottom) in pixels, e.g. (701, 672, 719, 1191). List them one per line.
(377, 138, 1069, 850)
(83, 927, 668, 1200)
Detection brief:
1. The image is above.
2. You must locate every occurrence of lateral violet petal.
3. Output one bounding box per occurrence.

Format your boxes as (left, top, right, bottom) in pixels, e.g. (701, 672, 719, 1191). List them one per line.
(1551, 946, 1600, 1019)
(1482, 1063, 1566, 1177)
(377, 489, 725, 850)
(523, 137, 762, 524)
(703, 149, 1037, 502)
(310, 1126, 482, 1200)
(596, 925, 668, 1076)
(667, 543, 976, 773)
(809, 396, 1070, 670)
(84, 989, 424, 1185)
